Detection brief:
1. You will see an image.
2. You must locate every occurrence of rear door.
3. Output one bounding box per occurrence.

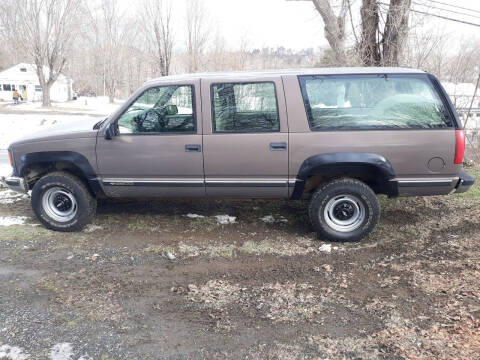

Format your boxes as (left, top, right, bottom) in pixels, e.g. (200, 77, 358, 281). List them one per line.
(201, 76, 289, 198)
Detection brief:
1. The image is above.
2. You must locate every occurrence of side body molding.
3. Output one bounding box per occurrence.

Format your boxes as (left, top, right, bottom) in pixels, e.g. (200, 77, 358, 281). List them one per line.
(18, 151, 104, 197)
(291, 152, 397, 199)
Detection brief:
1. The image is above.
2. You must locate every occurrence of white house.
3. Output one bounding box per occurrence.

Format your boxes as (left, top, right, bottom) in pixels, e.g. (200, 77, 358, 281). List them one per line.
(0, 63, 73, 102)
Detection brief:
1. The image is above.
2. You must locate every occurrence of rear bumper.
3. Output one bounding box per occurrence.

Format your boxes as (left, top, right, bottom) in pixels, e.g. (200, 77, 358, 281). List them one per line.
(455, 170, 475, 193)
(4, 175, 28, 194)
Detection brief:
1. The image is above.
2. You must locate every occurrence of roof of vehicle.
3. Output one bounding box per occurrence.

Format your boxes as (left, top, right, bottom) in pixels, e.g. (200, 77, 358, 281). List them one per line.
(144, 67, 426, 84)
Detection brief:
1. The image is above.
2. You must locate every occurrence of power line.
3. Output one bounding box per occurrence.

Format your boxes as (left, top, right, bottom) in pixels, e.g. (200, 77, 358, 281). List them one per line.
(422, 0, 480, 15)
(412, 0, 480, 20)
(378, 2, 480, 27)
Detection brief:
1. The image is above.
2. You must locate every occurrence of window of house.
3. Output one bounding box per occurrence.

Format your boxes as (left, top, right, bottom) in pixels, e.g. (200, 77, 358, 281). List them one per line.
(3, 84, 11, 91)
(299, 75, 451, 130)
(35, 85, 42, 92)
(117, 85, 195, 134)
(211, 82, 280, 133)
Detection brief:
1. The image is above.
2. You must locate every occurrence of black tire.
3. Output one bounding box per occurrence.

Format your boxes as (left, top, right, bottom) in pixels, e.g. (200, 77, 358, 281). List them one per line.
(309, 178, 379, 242)
(31, 171, 97, 232)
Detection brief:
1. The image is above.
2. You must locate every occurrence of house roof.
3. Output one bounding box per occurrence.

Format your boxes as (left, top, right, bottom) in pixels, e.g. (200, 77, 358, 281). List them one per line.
(0, 63, 71, 83)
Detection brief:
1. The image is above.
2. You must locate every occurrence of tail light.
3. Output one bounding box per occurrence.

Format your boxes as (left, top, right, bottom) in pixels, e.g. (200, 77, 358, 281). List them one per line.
(454, 129, 465, 165)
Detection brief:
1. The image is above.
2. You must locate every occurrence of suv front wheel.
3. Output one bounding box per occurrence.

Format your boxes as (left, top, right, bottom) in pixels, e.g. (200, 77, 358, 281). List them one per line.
(309, 178, 379, 242)
(31, 171, 97, 232)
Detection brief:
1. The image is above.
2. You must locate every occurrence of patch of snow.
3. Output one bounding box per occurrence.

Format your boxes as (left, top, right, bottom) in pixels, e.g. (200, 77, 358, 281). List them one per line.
(319, 244, 332, 253)
(3, 96, 122, 116)
(260, 215, 288, 223)
(49, 343, 73, 360)
(184, 213, 205, 219)
(260, 215, 275, 223)
(90, 254, 100, 262)
(0, 114, 100, 150)
(83, 224, 103, 233)
(0, 163, 13, 178)
(215, 215, 237, 225)
(164, 251, 176, 260)
(0, 345, 30, 360)
(0, 189, 28, 204)
(0, 216, 29, 226)
(78, 355, 93, 360)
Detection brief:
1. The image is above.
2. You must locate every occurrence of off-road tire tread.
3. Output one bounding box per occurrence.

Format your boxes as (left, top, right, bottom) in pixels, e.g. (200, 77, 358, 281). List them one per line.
(308, 178, 379, 242)
(31, 171, 96, 232)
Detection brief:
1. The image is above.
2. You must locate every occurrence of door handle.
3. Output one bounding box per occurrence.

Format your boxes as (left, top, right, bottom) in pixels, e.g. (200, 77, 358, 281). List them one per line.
(269, 142, 287, 151)
(185, 144, 201, 152)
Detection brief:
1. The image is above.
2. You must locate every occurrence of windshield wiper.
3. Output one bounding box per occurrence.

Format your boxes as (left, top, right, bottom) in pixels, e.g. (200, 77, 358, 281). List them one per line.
(93, 117, 108, 130)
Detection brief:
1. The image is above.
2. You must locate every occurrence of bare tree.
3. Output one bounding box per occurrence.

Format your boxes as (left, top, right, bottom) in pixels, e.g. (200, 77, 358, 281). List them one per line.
(359, 0, 380, 65)
(312, 0, 347, 65)
(185, 0, 209, 73)
(358, 0, 412, 66)
(87, 0, 133, 103)
(11, 0, 81, 107)
(139, 0, 174, 76)
(381, 0, 411, 66)
(290, 0, 412, 66)
(0, 1, 25, 68)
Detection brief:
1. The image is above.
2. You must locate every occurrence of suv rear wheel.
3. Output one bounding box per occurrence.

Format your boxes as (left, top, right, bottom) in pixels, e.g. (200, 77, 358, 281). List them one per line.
(31, 171, 97, 232)
(309, 178, 379, 242)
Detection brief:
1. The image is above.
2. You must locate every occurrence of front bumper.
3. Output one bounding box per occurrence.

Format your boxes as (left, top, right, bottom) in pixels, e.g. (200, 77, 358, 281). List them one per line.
(455, 170, 475, 193)
(5, 175, 28, 194)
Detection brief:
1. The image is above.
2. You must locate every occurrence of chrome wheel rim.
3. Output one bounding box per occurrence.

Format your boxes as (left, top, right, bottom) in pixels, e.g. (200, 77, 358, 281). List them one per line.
(323, 195, 365, 232)
(42, 187, 77, 222)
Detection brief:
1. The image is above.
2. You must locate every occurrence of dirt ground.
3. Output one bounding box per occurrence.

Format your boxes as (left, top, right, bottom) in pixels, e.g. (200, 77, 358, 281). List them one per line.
(0, 166, 479, 360)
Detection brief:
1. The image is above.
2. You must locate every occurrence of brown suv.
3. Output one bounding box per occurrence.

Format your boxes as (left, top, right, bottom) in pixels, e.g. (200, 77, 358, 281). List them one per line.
(5, 67, 475, 241)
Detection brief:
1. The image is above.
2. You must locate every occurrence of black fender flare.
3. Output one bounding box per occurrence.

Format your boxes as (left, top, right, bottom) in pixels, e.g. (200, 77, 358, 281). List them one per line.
(291, 152, 397, 199)
(18, 151, 104, 197)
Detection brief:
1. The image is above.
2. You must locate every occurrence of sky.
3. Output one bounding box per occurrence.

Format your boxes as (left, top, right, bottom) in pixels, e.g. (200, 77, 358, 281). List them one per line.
(181, 0, 480, 50)
(121, 0, 480, 51)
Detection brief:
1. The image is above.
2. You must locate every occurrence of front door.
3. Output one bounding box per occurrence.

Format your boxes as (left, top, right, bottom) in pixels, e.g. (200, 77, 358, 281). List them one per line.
(96, 80, 205, 198)
(201, 77, 289, 198)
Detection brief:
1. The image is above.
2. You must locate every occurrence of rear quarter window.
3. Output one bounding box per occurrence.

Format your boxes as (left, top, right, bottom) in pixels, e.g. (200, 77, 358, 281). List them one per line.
(298, 74, 453, 130)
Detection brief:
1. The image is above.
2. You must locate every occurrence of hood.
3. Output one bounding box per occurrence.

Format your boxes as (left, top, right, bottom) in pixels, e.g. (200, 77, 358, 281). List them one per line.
(9, 116, 102, 147)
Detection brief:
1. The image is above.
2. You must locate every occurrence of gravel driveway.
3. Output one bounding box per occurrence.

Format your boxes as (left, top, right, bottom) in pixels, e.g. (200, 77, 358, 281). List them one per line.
(0, 166, 479, 359)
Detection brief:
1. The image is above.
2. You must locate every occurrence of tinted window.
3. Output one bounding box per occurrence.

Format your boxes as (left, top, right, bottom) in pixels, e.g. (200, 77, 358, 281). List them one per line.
(117, 85, 195, 134)
(299, 75, 451, 130)
(212, 82, 279, 133)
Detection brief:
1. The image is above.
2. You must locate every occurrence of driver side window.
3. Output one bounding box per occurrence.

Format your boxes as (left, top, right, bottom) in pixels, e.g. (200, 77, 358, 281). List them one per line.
(117, 85, 195, 134)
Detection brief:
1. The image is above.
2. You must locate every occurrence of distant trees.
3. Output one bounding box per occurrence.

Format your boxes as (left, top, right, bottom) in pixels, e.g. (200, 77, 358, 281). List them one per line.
(140, 0, 174, 76)
(96, 0, 126, 103)
(6, 0, 82, 107)
(186, 0, 210, 73)
(0, 0, 478, 104)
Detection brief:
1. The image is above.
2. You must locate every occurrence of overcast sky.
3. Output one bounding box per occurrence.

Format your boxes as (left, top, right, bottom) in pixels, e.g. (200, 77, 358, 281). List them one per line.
(129, 0, 480, 51)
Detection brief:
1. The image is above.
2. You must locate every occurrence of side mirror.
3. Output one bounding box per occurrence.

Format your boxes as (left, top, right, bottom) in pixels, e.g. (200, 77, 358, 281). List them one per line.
(104, 122, 117, 140)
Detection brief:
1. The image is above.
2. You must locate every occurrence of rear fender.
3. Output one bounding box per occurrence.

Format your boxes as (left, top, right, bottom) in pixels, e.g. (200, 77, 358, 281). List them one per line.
(291, 152, 397, 199)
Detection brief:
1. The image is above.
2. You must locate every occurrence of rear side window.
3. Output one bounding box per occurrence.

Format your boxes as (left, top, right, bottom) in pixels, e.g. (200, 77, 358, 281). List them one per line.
(298, 75, 452, 130)
(211, 82, 280, 133)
